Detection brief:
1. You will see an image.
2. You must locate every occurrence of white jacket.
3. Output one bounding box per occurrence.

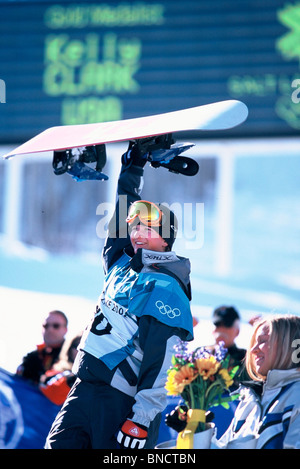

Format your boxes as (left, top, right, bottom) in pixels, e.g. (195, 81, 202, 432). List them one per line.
(213, 368, 300, 449)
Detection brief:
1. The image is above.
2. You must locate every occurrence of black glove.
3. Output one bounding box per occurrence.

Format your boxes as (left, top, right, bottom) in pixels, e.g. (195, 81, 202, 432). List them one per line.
(165, 405, 188, 432)
(121, 141, 148, 168)
(165, 406, 215, 433)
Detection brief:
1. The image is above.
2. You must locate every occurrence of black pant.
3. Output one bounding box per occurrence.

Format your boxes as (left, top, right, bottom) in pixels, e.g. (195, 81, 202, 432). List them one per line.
(45, 378, 161, 449)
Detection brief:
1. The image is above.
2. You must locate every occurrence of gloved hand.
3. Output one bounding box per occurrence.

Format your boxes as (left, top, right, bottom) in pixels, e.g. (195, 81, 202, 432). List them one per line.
(165, 406, 215, 433)
(121, 140, 149, 168)
(165, 405, 188, 432)
(117, 420, 148, 449)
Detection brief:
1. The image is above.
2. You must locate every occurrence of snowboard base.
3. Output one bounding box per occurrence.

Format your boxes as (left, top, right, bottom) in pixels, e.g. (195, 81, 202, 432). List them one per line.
(2, 99, 248, 181)
(3, 100, 248, 161)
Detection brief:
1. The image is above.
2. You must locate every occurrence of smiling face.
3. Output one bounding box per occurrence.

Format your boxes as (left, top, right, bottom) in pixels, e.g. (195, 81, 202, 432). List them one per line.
(250, 323, 277, 377)
(130, 223, 168, 254)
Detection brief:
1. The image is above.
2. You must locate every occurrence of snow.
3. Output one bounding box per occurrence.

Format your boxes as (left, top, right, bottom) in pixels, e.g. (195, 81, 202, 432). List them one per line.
(0, 285, 94, 373)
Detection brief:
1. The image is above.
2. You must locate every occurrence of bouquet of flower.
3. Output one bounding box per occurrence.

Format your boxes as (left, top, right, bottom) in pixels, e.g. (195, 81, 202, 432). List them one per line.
(165, 340, 239, 434)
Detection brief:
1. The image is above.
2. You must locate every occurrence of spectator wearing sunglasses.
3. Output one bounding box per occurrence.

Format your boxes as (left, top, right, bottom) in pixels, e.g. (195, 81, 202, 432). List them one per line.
(16, 310, 68, 385)
(39, 332, 82, 405)
(45, 138, 194, 449)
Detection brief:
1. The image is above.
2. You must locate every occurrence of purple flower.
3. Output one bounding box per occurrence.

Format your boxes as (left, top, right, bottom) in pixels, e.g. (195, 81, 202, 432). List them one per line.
(214, 341, 228, 361)
(174, 340, 189, 360)
(189, 345, 210, 363)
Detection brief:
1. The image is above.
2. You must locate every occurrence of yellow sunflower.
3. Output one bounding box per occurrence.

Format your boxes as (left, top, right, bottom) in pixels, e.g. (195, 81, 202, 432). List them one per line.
(165, 369, 182, 396)
(165, 365, 196, 396)
(195, 356, 220, 380)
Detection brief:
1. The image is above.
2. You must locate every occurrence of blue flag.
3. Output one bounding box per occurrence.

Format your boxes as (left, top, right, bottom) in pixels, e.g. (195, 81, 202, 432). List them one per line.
(0, 367, 60, 449)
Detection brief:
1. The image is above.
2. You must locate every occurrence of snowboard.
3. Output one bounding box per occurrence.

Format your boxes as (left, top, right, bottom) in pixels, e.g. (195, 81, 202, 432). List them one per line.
(2, 99, 248, 180)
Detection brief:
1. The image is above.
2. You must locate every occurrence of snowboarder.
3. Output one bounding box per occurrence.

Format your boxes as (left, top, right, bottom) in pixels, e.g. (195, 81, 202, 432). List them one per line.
(45, 139, 194, 449)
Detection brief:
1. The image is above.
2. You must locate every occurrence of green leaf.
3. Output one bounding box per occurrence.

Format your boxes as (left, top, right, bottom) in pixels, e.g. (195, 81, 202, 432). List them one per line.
(229, 365, 240, 378)
(221, 402, 230, 409)
(221, 355, 230, 368)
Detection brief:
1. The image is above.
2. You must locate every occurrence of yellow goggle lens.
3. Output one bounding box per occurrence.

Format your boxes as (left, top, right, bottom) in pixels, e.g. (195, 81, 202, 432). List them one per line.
(126, 200, 162, 226)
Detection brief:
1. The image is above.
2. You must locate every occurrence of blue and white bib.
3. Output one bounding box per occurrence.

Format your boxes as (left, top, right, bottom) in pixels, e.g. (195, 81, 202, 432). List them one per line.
(80, 252, 193, 370)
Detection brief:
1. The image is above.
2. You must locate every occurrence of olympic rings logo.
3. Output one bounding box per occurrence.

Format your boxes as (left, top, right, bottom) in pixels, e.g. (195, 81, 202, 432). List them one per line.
(155, 300, 181, 319)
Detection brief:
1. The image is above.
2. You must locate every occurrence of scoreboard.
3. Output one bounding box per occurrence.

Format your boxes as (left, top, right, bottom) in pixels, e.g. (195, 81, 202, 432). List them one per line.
(0, 0, 299, 142)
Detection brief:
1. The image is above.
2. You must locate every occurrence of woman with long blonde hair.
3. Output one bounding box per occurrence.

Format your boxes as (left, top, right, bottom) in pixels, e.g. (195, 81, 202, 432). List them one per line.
(214, 314, 300, 449)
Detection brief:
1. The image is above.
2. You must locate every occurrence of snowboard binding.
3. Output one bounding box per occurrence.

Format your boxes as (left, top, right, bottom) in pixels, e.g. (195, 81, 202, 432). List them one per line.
(133, 133, 199, 176)
(52, 145, 108, 181)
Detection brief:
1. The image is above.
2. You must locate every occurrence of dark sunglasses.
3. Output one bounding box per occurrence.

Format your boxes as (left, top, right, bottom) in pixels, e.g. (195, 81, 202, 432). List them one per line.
(213, 320, 233, 328)
(43, 323, 65, 330)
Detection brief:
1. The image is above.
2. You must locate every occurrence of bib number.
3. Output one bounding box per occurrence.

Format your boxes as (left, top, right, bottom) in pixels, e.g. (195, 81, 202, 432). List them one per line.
(90, 306, 112, 336)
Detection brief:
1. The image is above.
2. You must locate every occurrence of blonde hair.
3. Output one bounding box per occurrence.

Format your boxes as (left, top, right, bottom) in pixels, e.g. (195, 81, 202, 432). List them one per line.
(246, 314, 300, 381)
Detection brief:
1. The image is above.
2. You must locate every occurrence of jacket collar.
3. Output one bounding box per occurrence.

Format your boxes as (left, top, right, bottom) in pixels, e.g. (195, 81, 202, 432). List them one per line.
(264, 368, 300, 390)
(239, 380, 264, 398)
(240, 368, 300, 398)
(141, 249, 180, 265)
(128, 248, 179, 272)
(127, 248, 191, 300)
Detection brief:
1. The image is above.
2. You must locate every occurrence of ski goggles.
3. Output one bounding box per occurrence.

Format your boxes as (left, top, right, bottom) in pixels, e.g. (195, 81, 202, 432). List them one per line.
(126, 200, 163, 227)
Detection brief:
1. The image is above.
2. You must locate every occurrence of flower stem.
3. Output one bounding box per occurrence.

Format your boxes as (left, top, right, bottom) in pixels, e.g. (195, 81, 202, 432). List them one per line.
(189, 383, 195, 409)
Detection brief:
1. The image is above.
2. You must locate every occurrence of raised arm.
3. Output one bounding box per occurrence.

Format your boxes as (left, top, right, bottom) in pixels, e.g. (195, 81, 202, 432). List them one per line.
(102, 143, 147, 273)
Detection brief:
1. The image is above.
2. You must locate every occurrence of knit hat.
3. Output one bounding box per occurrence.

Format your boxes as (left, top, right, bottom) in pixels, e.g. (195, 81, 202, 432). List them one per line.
(156, 203, 178, 250)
